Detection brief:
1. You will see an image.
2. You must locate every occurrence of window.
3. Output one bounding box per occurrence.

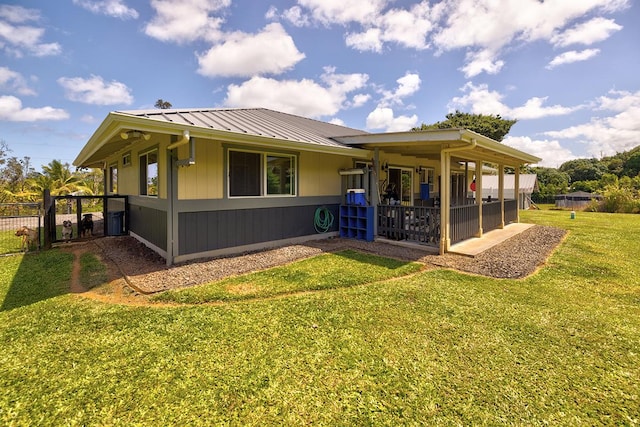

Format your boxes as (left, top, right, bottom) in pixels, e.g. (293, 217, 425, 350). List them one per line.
(140, 149, 158, 196)
(109, 164, 118, 193)
(122, 152, 131, 167)
(228, 149, 296, 197)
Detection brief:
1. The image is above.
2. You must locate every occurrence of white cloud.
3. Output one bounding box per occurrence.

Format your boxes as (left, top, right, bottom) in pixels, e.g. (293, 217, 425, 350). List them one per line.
(279, 6, 310, 27)
(351, 93, 371, 108)
(365, 106, 418, 132)
(460, 49, 504, 78)
(378, 72, 421, 107)
(197, 23, 305, 77)
(72, 0, 138, 19)
(144, 0, 229, 44)
(223, 68, 369, 118)
(288, 0, 629, 77)
(449, 82, 582, 120)
(346, 2, 434, 52)
(295, 0, 387, 26)
(57, 75, 133, 105)
(503, 136, 576, 168)
(0, 67, 36, 96)
(544, 90, 640, 157)
(546, 48, 600, 69)
(0, 95, 68, 122)
(0, 5, 61, 57)
(551, 17, 622, 47)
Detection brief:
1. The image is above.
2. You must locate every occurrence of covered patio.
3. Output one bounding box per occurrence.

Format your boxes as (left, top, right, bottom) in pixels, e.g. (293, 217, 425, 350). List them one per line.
(336, 129, 541, 255)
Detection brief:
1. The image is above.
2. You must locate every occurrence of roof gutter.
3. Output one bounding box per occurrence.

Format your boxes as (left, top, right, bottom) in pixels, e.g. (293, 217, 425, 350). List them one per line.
(167, 130, 195, 167)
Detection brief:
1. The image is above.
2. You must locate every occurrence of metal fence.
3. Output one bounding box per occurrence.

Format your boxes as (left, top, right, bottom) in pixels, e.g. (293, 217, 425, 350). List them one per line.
(47, 195, 128, 244)
(0, 203, 42, 254)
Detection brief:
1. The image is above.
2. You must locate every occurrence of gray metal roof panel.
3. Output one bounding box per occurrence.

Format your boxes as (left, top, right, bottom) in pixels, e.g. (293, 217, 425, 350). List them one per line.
(115, 108, 369, 148)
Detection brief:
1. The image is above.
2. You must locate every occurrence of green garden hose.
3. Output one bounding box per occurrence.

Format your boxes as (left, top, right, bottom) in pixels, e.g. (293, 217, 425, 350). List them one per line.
(314, 207, 334, 233)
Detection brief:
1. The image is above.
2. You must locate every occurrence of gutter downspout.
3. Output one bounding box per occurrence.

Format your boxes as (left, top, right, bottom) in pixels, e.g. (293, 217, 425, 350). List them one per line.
(439, 137, 477, 255)
(167, 130, 195, 167)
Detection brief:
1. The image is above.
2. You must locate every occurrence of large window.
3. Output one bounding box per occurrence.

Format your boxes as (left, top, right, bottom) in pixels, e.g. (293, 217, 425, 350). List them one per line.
(228, 149, 296, 197)
(140, 149, 158, 196)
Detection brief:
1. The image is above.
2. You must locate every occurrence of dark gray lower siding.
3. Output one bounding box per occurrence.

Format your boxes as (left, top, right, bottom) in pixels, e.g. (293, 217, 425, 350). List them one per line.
(178, 204, 339, 255)
(129, 203, 167, 251)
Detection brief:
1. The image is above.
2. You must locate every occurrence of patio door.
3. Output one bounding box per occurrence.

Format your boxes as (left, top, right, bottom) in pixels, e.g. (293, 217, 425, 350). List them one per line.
(388, 167, 413, 205)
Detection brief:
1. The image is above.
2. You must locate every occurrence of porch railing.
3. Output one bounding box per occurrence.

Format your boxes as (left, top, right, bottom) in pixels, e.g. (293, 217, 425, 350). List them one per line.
(377, 205, 440, 246)
(377, 199, 519, 248)
(450, 204, 479, 244)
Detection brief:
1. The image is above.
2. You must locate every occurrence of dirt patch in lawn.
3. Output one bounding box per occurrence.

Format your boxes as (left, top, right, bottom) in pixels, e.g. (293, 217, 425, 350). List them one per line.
(61, 224, 567, 306)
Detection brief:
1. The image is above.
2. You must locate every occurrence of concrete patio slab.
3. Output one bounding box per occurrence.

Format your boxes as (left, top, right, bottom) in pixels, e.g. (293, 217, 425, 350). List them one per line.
(449, 222, 535, 257)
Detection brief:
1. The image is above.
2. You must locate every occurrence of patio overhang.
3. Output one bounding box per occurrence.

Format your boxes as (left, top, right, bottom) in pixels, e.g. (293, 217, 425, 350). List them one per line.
(334, 128, 541, 166)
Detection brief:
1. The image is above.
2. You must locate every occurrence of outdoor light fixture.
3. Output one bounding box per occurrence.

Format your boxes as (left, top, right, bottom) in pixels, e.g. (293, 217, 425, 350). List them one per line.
(382, 162, 389, 171)
(120, 130, 150, 140)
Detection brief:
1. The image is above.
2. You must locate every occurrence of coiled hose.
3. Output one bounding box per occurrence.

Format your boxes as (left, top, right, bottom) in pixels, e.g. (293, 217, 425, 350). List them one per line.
(314, 206, 334, 233)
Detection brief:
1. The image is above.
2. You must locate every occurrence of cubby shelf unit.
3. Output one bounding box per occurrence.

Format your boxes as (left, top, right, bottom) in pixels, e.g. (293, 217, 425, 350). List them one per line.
(339, 205, 374, 242)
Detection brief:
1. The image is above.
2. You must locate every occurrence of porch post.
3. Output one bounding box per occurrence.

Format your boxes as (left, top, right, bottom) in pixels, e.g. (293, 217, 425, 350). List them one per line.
(475, 160, 483, 237)
(373, 148, 380, 236)
(439, 149, 450, 255)
(514, 166, 521, 222)
(498, 164, 505, 228)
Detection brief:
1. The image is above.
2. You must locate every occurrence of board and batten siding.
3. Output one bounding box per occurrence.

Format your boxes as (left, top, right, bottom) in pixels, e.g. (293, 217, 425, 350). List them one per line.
(177, 203, 339, 256)
(128, 199, 168, 251)
(175, 140, 356, 200)
(177, 139, 223, 200)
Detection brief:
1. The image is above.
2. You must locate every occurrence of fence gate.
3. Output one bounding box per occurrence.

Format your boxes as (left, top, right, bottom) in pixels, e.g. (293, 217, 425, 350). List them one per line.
(45, 194, 129, 245)
(0, 203, 42, 254)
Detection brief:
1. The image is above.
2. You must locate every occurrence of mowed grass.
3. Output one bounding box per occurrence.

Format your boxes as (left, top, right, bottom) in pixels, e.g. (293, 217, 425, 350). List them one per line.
(0, 210, 639, 426)
(153, 250, 423, 304)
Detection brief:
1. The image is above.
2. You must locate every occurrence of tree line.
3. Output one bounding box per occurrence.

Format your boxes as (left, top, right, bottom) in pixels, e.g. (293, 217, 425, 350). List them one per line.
(0, 140, 102, 203)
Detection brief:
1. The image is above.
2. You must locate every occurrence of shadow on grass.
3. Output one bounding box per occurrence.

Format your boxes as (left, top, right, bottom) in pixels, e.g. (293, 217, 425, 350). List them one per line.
(0, 250, 73, 312)
(332, 249, 417, 270)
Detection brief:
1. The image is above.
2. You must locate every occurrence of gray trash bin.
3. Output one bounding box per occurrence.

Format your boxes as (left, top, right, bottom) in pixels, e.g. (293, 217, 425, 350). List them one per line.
(107, 211, 125, 235)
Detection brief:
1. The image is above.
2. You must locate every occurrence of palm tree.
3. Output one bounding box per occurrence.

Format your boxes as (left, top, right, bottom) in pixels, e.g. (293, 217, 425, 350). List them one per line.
(154, 99, 172, 109)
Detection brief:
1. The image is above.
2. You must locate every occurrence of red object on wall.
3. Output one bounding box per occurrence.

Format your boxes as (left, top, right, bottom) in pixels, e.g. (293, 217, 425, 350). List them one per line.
(470, 179, 476, 191)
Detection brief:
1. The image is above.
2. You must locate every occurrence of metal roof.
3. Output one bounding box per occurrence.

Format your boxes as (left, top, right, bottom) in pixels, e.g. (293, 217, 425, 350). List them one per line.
(115, 107, 369, 149)
(481, 174, 538, 193)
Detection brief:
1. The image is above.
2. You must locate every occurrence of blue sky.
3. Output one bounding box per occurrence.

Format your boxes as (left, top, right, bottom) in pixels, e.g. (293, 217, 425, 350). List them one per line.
(1, 0, 639, 169)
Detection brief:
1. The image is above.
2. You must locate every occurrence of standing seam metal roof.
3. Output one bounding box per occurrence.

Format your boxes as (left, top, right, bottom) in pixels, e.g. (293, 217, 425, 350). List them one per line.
(116, 108, 369, 148)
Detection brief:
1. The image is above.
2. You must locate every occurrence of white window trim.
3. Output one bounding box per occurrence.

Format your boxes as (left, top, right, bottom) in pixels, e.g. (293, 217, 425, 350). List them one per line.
(227, 148, 297, 198)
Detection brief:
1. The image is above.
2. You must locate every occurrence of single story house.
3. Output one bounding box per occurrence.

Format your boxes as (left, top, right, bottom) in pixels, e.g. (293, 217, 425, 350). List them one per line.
(481, 174, 538, 209)
(74, 108, 541, 265)
(555, 191, 602, 209)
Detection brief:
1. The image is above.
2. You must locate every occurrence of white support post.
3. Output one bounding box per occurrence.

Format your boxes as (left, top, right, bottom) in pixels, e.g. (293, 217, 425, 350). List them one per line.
(514, 166, 521, 222)
(498, 164, 505, 228)
(475, 160, 483, 237)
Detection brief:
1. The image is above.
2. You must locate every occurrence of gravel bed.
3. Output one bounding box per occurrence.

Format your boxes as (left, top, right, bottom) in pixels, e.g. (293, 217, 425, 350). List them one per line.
(93, 224, 567, 294)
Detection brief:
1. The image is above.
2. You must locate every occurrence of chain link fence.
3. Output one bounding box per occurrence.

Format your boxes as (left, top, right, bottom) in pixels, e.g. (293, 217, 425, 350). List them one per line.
(0, 203, 42, 254)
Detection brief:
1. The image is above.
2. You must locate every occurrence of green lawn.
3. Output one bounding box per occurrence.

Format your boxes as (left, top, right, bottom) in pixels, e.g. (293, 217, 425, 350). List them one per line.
(1, 210, 639, 426)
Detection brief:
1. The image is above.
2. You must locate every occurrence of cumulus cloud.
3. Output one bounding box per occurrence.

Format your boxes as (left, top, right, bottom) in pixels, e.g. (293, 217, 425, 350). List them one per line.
(0, 4, 61, 57)
(378, 72, 421, 107)
(72, 0, 139, 19)
(144, 0, 229, 44)
(546, 49, 600, 69)
(365, 106, 418, 132)
(551, 17, 622, 47)
(0, 95, 68, 121)
(449, 82, 582, 120)
(57, 75, 133, 105)
(544, 90, 640, 157)
(197, 23, 305, 77)
(0, 67, 36, 96)
(282, 0, 628, 77)
(503, 136, 576, 168)
(223, 68, 369, 118)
